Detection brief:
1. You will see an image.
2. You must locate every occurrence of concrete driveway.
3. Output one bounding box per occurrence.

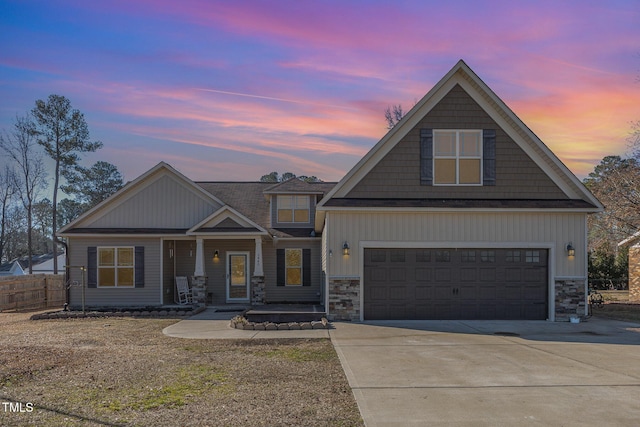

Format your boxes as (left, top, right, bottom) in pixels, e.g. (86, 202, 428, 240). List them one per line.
(329, 318, 640, 427)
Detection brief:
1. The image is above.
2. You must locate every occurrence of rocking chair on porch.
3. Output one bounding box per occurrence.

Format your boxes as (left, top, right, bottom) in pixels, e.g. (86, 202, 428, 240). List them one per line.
(175, 276, 193, 305)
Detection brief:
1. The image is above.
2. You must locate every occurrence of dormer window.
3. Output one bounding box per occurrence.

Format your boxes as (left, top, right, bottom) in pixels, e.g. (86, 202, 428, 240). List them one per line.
(277, 195, 310, 223)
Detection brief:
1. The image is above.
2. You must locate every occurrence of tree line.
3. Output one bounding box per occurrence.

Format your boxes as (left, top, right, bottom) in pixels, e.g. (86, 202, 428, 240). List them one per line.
(0, 95, 123, 273)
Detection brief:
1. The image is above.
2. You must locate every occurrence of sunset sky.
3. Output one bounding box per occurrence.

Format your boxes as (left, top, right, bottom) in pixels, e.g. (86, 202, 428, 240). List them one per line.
(1, 0, 639, 185)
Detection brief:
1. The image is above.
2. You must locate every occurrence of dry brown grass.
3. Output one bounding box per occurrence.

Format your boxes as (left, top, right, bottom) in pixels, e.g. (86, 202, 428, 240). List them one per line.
(593, 302, 640, 324)
(0, 311, 363, 427)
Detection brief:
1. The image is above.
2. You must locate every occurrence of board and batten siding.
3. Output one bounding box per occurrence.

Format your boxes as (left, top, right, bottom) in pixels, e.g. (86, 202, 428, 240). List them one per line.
(67, 237, 161, 307)
(263, 240, 323, 303)
(86, 174, 221, 229)
(325, 211, 586, 278)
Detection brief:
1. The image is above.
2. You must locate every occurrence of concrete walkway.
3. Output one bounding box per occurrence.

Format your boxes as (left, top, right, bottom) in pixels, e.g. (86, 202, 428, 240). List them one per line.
(163, 310, 640, 426)
(162, 307, 330, 339)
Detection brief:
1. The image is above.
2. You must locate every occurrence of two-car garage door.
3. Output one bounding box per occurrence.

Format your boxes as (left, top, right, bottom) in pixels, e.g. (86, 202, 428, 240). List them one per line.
(363, 248, 548, 320)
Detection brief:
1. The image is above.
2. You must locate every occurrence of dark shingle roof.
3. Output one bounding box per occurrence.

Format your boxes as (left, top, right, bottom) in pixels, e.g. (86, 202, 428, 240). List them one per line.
(195, 182, 336, 238)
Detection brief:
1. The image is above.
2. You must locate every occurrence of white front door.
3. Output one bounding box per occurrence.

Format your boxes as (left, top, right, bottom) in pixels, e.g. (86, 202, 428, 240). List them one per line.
(226, 252, 250, 302)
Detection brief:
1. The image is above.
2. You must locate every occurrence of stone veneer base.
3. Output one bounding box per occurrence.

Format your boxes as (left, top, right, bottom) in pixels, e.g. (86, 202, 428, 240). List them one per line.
(629, 247, 640, 302)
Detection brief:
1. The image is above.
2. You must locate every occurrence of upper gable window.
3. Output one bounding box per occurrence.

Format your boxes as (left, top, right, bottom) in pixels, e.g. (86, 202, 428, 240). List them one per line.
(433, 130, 482, 185)
(277, 195, 310, 223)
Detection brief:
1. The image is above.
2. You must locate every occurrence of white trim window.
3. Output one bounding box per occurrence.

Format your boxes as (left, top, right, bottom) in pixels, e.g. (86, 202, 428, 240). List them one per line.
(285, 248, 303, 286)
(98, 247, 135, 287)
(277, 195, 310, 223)
(433, 130, 482, 185)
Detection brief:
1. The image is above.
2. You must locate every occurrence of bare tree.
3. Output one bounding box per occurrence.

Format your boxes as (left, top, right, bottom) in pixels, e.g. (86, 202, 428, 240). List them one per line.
(0, 114, 47, 273)
(384, 104, 405, 130)
(584, 155, 640, 253)
(0, 165, 17, 262)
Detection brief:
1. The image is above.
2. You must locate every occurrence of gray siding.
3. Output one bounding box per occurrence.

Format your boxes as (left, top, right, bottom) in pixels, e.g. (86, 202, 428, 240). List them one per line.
(264, 240, 322, 303)
(68, 237, 161, 307)
(346, 84, 567, 199)
(87, 174, 221, 228)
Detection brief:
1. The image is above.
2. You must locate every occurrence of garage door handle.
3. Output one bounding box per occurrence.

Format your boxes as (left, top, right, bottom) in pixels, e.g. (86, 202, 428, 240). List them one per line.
(452, 288, 459, 295)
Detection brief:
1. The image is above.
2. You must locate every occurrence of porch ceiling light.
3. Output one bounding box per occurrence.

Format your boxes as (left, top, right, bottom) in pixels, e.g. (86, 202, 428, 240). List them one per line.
(343, 241, 350, 256)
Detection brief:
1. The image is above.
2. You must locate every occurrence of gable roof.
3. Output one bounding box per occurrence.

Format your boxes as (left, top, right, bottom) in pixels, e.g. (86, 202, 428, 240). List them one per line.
(317, 60, 603, 215)
(263, 178, 333, 194)
(187, 205, 268, 236)
(59, 162, 224, 235)
(196, 181, 336, 238)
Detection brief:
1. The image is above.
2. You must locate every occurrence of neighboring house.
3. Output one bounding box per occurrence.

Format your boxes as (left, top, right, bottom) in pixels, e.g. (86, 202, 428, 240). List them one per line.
(59, 60, 602, 321)
(0, 260, 26, 276)
(618, 233, 640, 302)
(0, 253, 66, 276)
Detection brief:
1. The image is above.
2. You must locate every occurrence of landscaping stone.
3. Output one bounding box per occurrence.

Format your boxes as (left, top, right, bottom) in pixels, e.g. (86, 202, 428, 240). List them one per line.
(300, 322, 312, 330)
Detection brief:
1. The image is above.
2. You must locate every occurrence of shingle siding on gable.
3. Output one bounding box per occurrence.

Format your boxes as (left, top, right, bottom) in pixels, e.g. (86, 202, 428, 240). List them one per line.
(345, 84, 567, 200)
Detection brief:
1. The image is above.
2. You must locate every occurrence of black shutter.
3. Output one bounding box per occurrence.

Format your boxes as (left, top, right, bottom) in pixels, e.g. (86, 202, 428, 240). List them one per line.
(134, 246, 145, 288)
(87, 247, 97, 288)
(302, 249, 311, 286)
(420, 128, 433, 185)
(276, 249, 285, 286)
(483, 129, 496, 186)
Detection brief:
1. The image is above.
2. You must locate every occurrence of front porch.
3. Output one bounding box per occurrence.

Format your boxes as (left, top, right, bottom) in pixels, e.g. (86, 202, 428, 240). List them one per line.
(162, 236, 267, 306)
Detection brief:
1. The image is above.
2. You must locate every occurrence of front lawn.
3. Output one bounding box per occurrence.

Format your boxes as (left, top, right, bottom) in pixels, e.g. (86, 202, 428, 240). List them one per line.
(0, 312, 363, 427)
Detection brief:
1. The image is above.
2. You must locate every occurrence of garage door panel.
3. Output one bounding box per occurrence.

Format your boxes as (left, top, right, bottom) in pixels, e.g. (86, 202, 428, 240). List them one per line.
(479, 268, 497, 282)
(389, 286, 407, 300)
(416, 268, 432, 281)
(435, 268, 452, 281)
(415, 286, 433, 300)
(460, 268, 477, 282)
(363, 248, 548, 321)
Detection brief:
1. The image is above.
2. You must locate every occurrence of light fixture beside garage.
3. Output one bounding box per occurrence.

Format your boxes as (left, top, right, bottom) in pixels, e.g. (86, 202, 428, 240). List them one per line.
(342, 241, 350, 256)
(566, 243, 575, 257)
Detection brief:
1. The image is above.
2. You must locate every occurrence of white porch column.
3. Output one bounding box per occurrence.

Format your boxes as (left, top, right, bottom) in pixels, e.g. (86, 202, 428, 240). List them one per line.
(194, 237, 205, 277)
(254, 237, 264, 276)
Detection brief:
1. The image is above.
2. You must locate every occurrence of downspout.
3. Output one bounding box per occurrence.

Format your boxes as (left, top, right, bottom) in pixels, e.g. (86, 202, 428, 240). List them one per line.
(57, 238, 70, 306)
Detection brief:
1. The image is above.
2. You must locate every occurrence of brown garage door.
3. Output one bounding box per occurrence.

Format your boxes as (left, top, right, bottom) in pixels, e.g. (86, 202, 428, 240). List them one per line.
(363, 248, 548, 320)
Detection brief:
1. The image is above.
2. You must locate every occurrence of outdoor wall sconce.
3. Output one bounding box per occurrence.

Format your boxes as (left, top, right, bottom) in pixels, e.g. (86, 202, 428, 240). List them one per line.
(213, 250, 219, 261)
(329, 249, 333, 257)
(168, 241, 174, 259)
(566, 243, 575, 257)
(343, 241, 350, 256)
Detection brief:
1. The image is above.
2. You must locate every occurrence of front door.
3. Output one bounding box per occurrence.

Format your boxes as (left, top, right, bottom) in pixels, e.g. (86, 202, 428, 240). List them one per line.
(227, 252, 250, 302)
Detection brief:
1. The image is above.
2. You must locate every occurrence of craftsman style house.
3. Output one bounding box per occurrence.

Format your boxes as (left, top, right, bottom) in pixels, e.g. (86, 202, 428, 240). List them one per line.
(59, 60, 602, 321)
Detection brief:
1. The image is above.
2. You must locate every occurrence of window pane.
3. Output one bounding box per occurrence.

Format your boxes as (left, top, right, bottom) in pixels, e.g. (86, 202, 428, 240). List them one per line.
(117, 268, 134, 287)
(286, 267, 302, 285)
(294, 196, 309, 208)
(480, 251, 495, 262)
(294, 209, 309, 222)
(434, 132, 456, 156)
(434, 159, 456, 184)
(118, 248, 133, 266)
(278, 195, 292, 208)
(286, 249, 302, 267)
(460, 131, 481, 156)
(98, 248, 115, 266)
(461, 251, 476, 262)
(459, 159, 481, 184)
(278, 209, 293, 222)
(231, 256, 246, 286)
(99, 268, 115, 286)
